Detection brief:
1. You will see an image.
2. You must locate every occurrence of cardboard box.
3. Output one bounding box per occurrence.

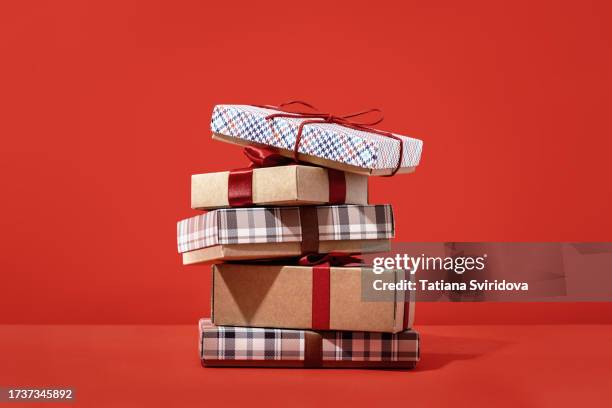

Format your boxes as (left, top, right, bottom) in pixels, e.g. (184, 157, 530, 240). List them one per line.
(177, 204, 394, 264)
(210, 105, 423, 176)
(211, 263, 413, 333)
(191, 165, 368, 210)
(199, 318, 419, 368)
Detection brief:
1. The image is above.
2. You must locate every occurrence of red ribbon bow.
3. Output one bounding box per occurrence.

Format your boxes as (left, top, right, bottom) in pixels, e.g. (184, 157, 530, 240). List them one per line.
(242, 146, 294, 168)
(253, 101, 404, 176)
(298, 253, 363, 267)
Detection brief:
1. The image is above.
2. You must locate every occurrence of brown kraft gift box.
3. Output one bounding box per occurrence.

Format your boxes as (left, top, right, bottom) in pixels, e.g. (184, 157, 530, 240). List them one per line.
(211, 264, 414, 333)
(191, 165, 368, 210)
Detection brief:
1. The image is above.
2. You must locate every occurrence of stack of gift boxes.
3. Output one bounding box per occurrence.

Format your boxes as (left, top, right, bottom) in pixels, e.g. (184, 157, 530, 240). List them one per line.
(177, 104, 424, 368)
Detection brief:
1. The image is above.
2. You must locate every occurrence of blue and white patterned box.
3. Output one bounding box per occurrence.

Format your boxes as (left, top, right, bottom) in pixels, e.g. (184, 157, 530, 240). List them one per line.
(210, 104, 423, 175)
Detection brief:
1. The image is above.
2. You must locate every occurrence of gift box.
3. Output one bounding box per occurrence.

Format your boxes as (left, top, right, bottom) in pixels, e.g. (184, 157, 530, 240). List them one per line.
(211, 263, 414, 333)
(177, 204, 394, 264)
(191, 165, 368, 210)
(199, 318, 419, 368)
(210, 104, 423, 176)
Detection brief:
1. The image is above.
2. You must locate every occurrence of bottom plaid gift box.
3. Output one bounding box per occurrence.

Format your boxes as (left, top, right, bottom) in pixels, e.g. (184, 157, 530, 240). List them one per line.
(199, 319, 419, 368)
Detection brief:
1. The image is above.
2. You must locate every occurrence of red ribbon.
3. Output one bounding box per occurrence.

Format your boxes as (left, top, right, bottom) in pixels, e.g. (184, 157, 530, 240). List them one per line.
(242, 145, 294, 168)
(227, 147, 292, 207)
(227, 169, 254, 207)
(300, 254, 412, 331)
(327, 169, 346, 204)
(228, 146, 347, 207)
(402, 269, 411, 330)
(298, 253, 362, 330)
(298, 253, 363, 267)
(311, 265, 330, 330)
(252, 101, 404, 176)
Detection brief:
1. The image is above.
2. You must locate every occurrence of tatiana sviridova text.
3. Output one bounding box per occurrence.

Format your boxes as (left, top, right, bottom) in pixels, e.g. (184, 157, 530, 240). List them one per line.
(373, 279, 529, 291)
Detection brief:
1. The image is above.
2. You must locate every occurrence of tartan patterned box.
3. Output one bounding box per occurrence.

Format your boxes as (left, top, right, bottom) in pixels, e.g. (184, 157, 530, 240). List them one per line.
(199, 318, 419, 368)
(211, 263, 414, 333)
(191, 165, 368, 210)
(177, 204, 394, 264)
(211, 105, 423, 176)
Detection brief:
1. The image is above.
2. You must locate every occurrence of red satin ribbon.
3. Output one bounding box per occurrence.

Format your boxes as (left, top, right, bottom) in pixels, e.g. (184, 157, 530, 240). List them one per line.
(299, 253, 363, 330)
(242, 145, 293, 168)
(227, 146, 347, 207)
(298, 253, 363, 267)
(301, 254, 411, 330)
(252, 100, 404, 176)
(227, 169, 254, 207)
(403, 269, 410, 330)
(327, 169, 346, 204)
(311, 265, 330, 330)
(298, 207, 319, 255)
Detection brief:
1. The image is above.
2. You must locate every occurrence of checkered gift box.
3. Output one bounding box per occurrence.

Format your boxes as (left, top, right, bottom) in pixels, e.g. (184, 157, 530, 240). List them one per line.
(199, 319, 419, 368)
(210, 104, 423, 174)
(177, 204, 394, 254)
(321, 331, 418, 362)
(200, 319, 305, 361)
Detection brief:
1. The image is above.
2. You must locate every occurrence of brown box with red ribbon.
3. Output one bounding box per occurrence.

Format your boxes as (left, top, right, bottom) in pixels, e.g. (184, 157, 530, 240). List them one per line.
(177, 204, 394, 265)
(191, 165, 367, 210)
(211, 263, 414, 333)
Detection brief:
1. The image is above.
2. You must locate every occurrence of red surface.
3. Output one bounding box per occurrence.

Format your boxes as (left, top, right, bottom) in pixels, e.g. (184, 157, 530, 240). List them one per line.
(1, 0, 612, 325)
(1, 324, 611, 407)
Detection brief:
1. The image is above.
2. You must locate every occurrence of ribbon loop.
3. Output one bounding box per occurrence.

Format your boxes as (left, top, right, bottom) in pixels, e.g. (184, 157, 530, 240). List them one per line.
(279, 100, 319, 111)
(341, 108, 384, 126)
(298, 252, 363, 267)
(242, 146, 293, 168)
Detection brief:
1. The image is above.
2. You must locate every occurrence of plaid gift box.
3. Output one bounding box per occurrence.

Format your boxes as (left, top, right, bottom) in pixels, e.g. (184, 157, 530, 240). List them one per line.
(210, 105, 423, 176)
(177, 204, 394, 264)
(199, 319, 419, 368)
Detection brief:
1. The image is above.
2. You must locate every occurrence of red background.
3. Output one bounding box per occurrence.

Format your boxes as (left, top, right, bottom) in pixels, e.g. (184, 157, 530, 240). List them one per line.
(1, 0, 611, 325)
